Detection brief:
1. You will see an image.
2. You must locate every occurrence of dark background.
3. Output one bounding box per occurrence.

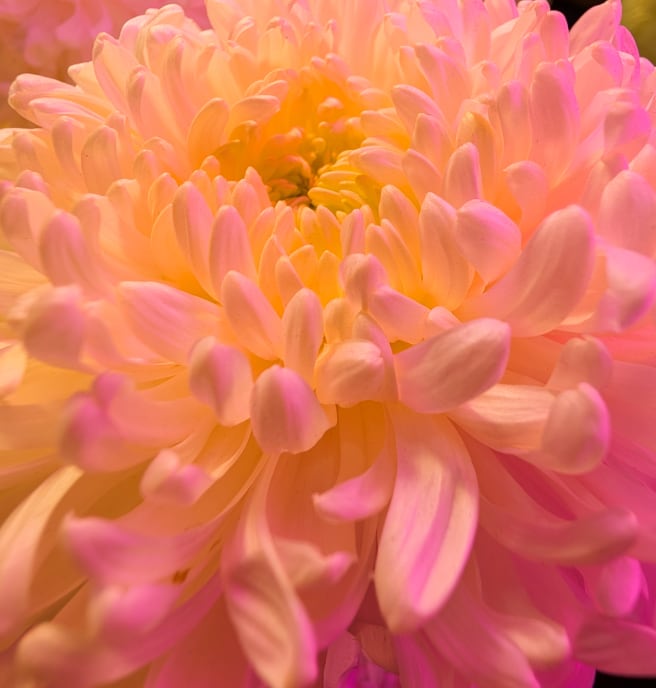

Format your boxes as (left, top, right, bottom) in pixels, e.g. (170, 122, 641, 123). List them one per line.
(527, 2, 656, 686)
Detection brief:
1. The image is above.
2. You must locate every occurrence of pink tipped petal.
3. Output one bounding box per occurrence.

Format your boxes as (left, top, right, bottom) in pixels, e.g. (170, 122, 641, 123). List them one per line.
(188, 336, 253, 426)
(395, 318, 510, 414)
(461, 205, 595, 336)
(21, 286, 87, 368)
(376, 412, 478, 633)
(455, 200, 521, 283)
(64, 515, 214, 586)
(221, 271, 283, 360)
(539, 383, 610, 474)
(91, 584, 181, 642)
(140, 449, 213, 506)
(315, 340, 392, 407)
(250, 366, 331, 455)
(313, 431, 395, 522)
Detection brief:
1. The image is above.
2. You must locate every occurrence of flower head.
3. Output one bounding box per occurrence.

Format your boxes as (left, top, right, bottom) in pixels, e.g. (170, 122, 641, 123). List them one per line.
(2, 1, 656, 686)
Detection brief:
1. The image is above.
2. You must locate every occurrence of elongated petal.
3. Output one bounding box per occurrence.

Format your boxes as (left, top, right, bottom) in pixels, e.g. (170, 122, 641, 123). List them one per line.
(395, 318, 510, 414)
(461, 205, 595, 336)
(376, 412, 478, 633)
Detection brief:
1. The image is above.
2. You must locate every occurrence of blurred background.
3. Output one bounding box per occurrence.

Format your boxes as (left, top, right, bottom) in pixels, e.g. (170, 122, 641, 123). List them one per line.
(551, 0, 656, 61)
(553, 3, 655, 684)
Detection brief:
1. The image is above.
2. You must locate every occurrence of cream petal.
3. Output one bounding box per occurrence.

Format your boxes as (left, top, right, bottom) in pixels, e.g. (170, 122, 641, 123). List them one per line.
(188, 336, 253, 426)
(460, 205, 595, 336)
(250, 366, 331, 455)
(375, 412, 478, 633)
(221, 271, 282, 360)
(395, 317, 510, 414)
(0, 341, 27, 397)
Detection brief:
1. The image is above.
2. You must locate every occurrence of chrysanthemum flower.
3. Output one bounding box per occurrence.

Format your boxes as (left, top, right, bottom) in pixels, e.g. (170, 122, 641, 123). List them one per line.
(0, 0, 208, 126)
(2, 0, 656, 686)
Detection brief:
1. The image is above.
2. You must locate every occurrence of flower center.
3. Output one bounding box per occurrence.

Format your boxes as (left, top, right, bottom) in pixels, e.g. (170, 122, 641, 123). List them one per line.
(213, 66, 368, 210)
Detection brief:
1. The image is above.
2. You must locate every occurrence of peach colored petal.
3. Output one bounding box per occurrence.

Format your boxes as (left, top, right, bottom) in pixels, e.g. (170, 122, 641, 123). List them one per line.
(376, 412, 478, 633)
(395, 317, 510, 414)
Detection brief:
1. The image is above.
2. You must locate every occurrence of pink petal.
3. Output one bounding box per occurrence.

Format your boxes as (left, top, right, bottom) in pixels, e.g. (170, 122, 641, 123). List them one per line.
(455, 199, 521, 283)
(313, 428, 395, 522)
(395, 317, 510, 414)
(461, 205, 595, 336)
(64, 515, 214, 586)
(425, 584, 540, 688)
(250, 366, 331, 455)
(188, 336, 253, 426)
(22, 285, 87, 368)
(529, 62, 579, 180)
(375, 412, 478, 632)
(315, 340, 393, 407)
(598, 170, 656, 256)
(418, 192, 473, 309)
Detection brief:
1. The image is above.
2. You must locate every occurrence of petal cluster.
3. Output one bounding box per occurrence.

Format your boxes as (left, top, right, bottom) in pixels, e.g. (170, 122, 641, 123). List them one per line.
(0, 0, 208, 125)
(1, 1, 656, 687)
